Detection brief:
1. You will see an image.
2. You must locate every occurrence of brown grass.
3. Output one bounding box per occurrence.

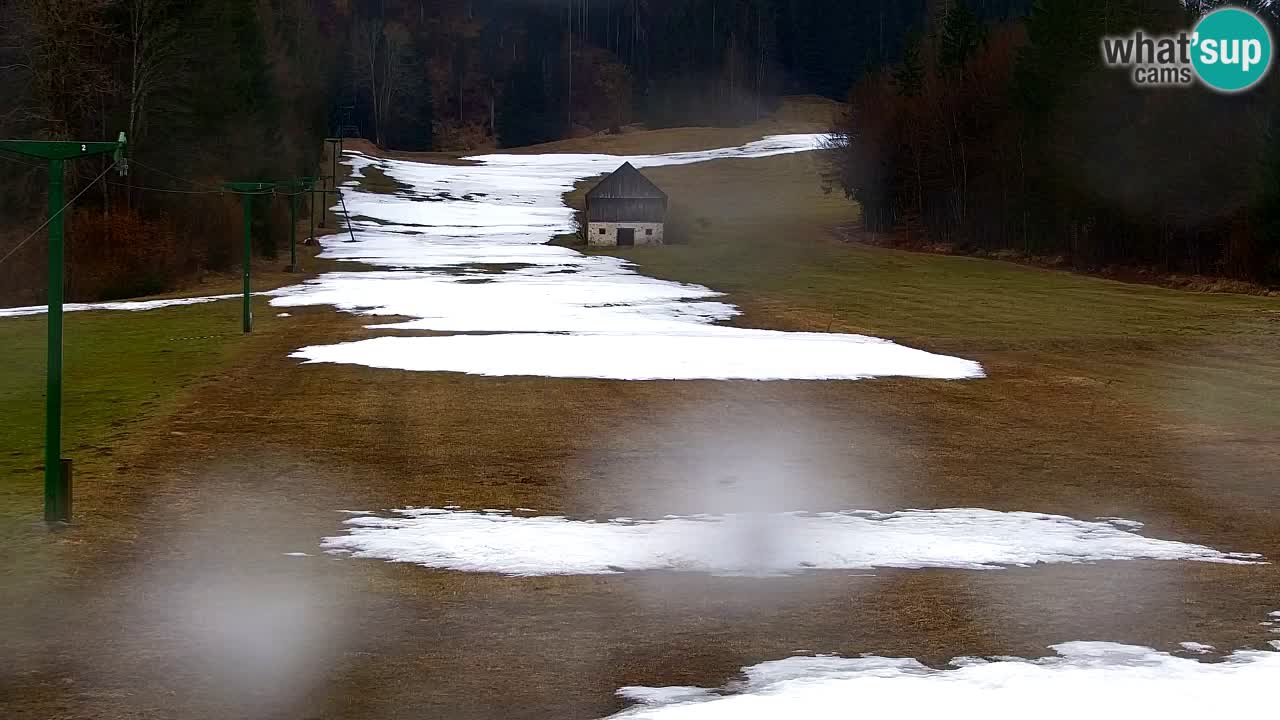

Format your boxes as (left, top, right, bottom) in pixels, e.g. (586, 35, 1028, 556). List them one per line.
(506, 95, 842, 156)
(5, 300, 1278, 719)
(339, 137, 479, 166)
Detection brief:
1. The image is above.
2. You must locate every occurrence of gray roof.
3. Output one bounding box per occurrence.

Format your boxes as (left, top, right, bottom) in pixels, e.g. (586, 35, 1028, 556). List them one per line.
(586, 163, 667, 200)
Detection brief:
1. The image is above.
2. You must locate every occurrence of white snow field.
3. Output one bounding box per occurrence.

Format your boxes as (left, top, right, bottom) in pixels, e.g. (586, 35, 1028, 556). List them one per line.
(269, 136, 985, 381)
(604, 640, 1280, 720)
(320, 508, 1260, 576)
(0, 293, 239, 318)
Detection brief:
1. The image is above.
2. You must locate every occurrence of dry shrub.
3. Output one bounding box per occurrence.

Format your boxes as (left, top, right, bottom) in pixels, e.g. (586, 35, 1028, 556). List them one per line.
(65, 206, 193, 301)
(165, 193, 243, 274)
(0, 225, 47, 306)
(432, 121, 494, 152)
(261, 196, 295, 262)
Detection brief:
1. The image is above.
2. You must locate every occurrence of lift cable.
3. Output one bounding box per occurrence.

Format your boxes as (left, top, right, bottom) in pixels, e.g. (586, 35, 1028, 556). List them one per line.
(0, 161, 118, 268)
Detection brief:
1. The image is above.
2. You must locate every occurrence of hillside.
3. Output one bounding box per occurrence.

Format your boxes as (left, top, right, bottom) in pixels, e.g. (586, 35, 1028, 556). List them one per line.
(4, 106, 1280, 718)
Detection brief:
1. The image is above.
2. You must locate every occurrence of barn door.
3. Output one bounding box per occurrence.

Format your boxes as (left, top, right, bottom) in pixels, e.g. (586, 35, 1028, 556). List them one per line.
(618, 228, 635, 246)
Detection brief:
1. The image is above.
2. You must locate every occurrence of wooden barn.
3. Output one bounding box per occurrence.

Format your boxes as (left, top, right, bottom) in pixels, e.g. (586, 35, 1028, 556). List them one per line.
(585, 163, 668, 247)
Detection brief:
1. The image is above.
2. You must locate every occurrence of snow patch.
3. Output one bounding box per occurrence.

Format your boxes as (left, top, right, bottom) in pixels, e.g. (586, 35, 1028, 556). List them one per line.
(605, 642, 1280, 719)
(292, 331, 981, 381)
(1178, 642, 1214, 654)
(0, 294, 239, 318)
(321, 508, 1259, 576)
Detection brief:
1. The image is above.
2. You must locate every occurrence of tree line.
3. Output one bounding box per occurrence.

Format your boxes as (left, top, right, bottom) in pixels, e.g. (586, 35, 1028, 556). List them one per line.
(1, 0, 338, 305)
(825, 0, 1280, 284)
(33, 1, 1239, 307)
(345, 0, 1033, 149)
(5, 0, 983, 304)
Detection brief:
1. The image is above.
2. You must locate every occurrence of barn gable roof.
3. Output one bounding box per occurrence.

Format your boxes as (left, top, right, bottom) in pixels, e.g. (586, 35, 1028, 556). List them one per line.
(586, 162, 667, 201)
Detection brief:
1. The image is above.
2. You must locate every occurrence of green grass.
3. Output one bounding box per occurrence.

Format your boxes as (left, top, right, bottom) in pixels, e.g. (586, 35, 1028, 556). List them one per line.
(620, 240, 1278, 340)
(568, 152, 1280, 430)
(0, 298, 266, 520)
(578, 154, 1280, 342)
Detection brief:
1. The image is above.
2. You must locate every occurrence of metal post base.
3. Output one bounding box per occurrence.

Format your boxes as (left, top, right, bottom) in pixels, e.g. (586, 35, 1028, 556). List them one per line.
(44, 458, 72, 523)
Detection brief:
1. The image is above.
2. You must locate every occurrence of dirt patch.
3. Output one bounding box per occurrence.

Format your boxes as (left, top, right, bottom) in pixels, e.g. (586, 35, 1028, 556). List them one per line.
(4, 307, 1278, 718)
(340, 138, 477, 166)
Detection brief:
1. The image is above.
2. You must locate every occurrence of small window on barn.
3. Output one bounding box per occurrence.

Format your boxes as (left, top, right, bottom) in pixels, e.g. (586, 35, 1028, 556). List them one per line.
(599, 228, 606, 235)
(646, 229, 653, 235)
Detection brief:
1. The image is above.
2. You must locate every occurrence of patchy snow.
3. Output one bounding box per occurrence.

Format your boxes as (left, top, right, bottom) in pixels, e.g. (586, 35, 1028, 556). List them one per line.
(1, 137, 980, 381)
(321, 508, 1260, 576)
(1178, 642, 1215, 654)
(605, 642, 1280, 719)
(268, 136, 985, 381)
(0, 294, 239, 318)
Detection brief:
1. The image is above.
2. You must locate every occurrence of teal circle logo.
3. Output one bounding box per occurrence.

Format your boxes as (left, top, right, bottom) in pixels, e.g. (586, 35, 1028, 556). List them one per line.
(1192, 7, 1273, 93)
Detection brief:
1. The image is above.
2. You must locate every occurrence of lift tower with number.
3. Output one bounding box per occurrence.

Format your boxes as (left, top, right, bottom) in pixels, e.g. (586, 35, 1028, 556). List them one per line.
(0, 134, 127, 523)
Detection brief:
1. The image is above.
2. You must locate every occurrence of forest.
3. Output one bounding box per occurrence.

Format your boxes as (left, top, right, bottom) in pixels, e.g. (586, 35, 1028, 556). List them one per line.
(2, 0, 1276, 307)
(825, 0, 1280, 284)
(10, 0, 1020, 305)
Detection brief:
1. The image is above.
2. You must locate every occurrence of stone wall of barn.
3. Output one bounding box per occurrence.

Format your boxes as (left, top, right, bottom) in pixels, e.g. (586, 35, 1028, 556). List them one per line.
(587, 222, 665, 247)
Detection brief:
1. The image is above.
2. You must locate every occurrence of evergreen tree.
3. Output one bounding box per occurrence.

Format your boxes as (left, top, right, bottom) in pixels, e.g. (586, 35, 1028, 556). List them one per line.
(386, 37, 435, 151)
(497, 64, 558, 148)
(941, 1, 985, 71)
(893, 43, 925, 97)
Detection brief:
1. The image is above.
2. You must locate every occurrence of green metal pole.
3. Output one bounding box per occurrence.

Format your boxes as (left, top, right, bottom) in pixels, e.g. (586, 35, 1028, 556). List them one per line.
(331, 143, 338, 198)
(317, 173, 326, 229)
(308, 181, 316, 245)
(320, 142, 333, 229)
(4, 137, 123, 524)
(242, 193, 253, 334)
(44, 158, 65, 522)
(289, 188, 298, 272)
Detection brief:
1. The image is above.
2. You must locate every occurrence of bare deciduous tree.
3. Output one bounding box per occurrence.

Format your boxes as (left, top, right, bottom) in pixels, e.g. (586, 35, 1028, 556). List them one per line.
(5, 0, 116, 139)
(126, 0, 181, 148)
